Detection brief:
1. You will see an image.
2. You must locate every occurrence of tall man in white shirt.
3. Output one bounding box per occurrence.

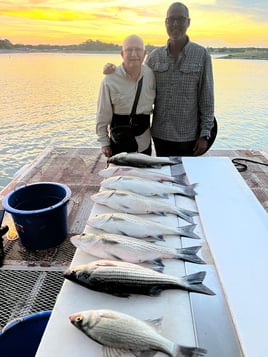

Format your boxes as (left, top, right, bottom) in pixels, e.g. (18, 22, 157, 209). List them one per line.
(96, 35, 155, 158)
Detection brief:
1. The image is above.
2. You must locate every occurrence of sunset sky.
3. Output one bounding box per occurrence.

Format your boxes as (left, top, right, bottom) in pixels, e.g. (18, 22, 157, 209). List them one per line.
(1, 0, 268, 47)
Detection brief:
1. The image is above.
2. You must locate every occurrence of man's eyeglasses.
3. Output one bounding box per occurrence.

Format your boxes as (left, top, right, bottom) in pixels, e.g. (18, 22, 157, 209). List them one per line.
(123, 48, 144, 55)
(165, 16, 189, 24)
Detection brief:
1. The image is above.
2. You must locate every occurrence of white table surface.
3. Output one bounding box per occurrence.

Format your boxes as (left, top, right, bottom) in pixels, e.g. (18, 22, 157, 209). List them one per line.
(36, 157, 268, 357)
(36, 163, 200, 357)
(182, 157, 268, 357)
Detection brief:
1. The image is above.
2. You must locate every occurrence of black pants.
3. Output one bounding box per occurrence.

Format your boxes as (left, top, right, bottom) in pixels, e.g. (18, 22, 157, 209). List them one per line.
(153, 137, 196, 157)
(140, 143, 152, 156)
(111, 142, 152, 156)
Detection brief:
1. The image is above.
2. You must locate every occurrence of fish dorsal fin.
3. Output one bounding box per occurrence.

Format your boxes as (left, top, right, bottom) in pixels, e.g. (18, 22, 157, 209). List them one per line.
(96, 260, 119, 268)
(103, 346, 130, 357)
(115, 191, 129, 198)
(110, 253, 124, 261)
(144, 317, 163, 333)
(148, 286, 163, 296)
(111, 214, 126, 222)
(139, 353, 157, 357)
(151, 265, 164, 273)
(101, 238, 119, 246)
(114, 176, 123, 182)
(151, 258, 164, 267)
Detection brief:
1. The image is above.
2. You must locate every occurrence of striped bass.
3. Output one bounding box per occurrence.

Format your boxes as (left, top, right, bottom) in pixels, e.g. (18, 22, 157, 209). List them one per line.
(87, 212, 200, 240)
(64, 259, 215, 296)
(91, 189, 197, 223)
(99, 165, 187, 184)
(100, 175, 197, 198)
(70, 232, 205, 265)
(108, 152, 182, 168)
(69, 309, 207, 356)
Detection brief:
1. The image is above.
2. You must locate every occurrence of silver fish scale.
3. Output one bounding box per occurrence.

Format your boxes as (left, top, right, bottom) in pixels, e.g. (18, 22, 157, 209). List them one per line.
(100, 175, 196, 197)
(98, 213, 200, 239)
(86, 315, 173, 354)
(99, 166, 186, 184)
(105, 237, 169, 256)
(91, 190, 196, 223)
(109, 213, 178, 233)
(92, 267, 180, 286)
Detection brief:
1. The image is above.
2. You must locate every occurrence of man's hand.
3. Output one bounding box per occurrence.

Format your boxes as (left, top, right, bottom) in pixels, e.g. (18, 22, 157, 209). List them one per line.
(103, 63, 116, 75)
(193, 137, 208, 156)
(101, 145, 113, 158)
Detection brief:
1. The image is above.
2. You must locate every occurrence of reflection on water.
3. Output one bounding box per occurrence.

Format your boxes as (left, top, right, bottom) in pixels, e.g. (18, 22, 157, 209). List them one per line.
(213, 59, 268, 150)
(0, 53, 268, 189)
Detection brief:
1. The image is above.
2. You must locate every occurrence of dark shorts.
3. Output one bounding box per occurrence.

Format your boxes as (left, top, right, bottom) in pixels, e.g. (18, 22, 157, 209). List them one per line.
(152, 137, 196, 157)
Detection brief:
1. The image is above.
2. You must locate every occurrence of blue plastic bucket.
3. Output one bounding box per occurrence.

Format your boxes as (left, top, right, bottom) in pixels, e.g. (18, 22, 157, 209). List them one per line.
(2, 182, 71, 250)
(0, 311, 51, 356)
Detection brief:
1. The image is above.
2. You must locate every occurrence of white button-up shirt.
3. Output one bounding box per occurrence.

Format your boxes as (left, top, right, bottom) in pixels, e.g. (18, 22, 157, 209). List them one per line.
(96, 64, 156, 151)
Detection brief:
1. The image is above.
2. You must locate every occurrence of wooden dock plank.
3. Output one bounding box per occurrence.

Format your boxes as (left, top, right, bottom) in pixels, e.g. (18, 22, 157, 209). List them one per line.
(0, 147, 107, 267)
(0, 147, 107, 234)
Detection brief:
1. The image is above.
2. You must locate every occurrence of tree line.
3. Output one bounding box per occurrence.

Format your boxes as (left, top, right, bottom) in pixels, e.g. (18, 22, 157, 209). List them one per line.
(0, 38, 156, 52)
(1, 38, 267, 56)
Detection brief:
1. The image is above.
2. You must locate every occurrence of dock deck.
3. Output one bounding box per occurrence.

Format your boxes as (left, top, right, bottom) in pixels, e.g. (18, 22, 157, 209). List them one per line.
(0, 147, 267, 331)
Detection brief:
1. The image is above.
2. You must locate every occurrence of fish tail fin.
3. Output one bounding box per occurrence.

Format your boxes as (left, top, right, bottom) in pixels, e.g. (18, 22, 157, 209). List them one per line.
(179, 224, 200, 239)
(170, 156, 182, 164)
(172, 173, 187, 184)
(151, 265, 165, 273)
(150, 258, 165, 267)
(183, 183, 198, 197)
(176, 208, 198, 223)
(176, 246, 206, 264)
(176, 208, 194, 223)
(158, 211, 168, 216)
(180, 208, 198, 217)
(174, 344, 207, 356)
(156, 235, 165, 241)
(183, 271, 216, 295)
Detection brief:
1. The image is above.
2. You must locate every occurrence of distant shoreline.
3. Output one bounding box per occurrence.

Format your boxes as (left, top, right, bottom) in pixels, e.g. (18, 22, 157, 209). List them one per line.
(0, 49, 119, 54)
(217, 54, 268, 60)
(1, 48, 268, 60)
(1, 38, 268, 59)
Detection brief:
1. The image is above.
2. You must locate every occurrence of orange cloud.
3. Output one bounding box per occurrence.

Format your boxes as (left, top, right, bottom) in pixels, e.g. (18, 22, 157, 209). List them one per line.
(0, 1, 268, 46)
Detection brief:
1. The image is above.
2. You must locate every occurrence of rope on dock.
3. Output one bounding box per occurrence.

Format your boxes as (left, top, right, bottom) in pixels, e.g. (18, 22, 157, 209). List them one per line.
(232, 158, 268, 172)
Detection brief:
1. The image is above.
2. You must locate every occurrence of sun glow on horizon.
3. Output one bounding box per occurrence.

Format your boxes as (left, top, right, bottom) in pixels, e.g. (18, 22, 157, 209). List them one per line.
(1, 1, 268, 47)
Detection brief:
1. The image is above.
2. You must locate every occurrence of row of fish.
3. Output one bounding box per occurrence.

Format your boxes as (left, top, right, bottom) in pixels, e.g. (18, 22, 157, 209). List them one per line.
(96, 154, 198, 231)
(67, 153, 211, 356)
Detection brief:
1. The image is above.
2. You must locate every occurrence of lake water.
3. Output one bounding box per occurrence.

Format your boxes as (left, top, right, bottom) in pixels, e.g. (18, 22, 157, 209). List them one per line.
(0, 52, 268, 190)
